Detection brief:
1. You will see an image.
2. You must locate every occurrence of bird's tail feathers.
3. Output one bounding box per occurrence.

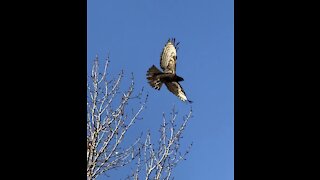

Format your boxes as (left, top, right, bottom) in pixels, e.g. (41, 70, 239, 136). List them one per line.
(146, 65, 163, 90)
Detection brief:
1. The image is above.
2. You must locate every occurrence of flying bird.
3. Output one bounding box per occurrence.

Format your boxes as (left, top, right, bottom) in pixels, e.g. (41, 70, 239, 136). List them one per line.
(146, 38, 192, 103)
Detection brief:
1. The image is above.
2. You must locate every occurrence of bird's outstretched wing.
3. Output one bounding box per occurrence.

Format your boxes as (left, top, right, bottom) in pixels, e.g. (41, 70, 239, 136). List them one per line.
(165, 81, 192, 103)
(160, 38, 179, 74)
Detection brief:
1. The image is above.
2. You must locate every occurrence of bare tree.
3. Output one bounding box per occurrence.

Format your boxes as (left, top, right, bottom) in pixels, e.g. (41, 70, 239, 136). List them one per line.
(87, 55, 192, 180)
(128, 107, 193, 180)
(87, 55, 147, 179)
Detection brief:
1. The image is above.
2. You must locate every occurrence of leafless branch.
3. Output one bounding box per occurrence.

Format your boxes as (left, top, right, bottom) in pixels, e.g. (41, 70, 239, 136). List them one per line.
(87, 55, 147, 180)
(133, 107, 193, 180)
(87, 55, 193, 180)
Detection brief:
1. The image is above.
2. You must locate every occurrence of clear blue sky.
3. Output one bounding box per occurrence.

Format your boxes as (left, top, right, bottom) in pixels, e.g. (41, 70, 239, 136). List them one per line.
(88, 0, 233, 179)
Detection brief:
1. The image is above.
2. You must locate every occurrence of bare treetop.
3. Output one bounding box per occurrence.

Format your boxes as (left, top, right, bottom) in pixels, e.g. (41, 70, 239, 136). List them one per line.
(87, 55, 192, 180)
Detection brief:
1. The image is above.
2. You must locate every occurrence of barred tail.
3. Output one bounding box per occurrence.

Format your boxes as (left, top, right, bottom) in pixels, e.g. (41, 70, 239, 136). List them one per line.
(146, 65, 163, 90)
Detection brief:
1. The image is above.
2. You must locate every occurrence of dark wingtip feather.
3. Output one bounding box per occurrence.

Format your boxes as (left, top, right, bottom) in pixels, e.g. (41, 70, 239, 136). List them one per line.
(169, 37, 179, 50)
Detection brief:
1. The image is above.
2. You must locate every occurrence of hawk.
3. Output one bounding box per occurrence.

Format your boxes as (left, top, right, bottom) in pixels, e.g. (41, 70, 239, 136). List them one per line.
(146, 38, 192, 103)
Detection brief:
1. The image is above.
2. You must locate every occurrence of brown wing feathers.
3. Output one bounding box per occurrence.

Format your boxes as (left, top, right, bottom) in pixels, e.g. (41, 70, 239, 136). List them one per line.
(146, 38, 192, 102)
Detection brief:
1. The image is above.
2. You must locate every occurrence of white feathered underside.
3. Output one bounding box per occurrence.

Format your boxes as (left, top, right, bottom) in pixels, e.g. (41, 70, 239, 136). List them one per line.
(160, 42, 177, 74)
